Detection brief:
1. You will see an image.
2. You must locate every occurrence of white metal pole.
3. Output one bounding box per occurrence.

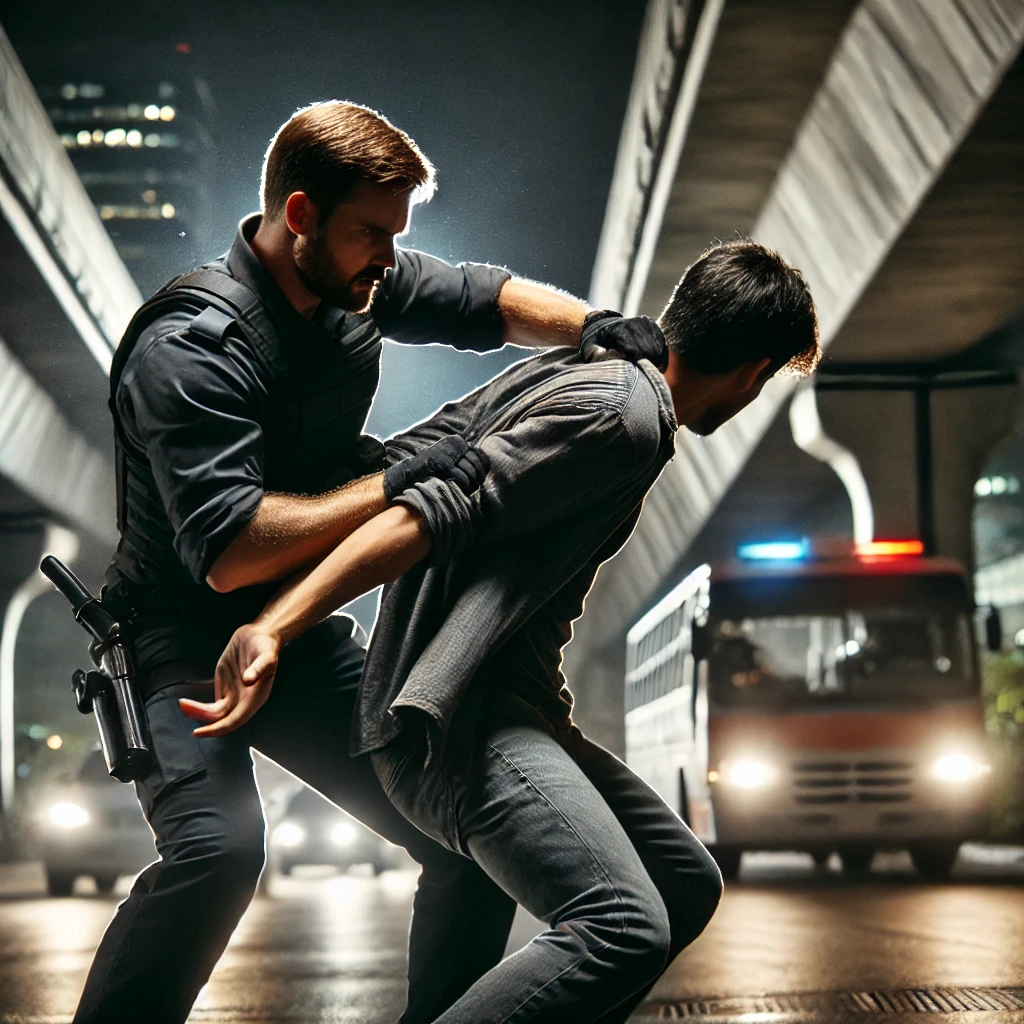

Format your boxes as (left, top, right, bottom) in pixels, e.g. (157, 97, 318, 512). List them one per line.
(0, 525, 79, 819)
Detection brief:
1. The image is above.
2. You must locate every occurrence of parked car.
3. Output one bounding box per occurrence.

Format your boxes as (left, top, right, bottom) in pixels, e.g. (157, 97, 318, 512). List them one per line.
(33, 749, 155, 896)
(269, 786, 404, 876)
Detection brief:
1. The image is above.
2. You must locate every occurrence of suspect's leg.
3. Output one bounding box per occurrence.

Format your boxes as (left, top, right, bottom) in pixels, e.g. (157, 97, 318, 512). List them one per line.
(380, 706, 672, 1024)
(569, 730, 723, 1023)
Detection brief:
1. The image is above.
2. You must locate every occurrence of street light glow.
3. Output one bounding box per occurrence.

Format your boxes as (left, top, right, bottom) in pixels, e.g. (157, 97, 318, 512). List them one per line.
(273, 821, 306, 848)
(48, 802, 89, 829)
(330, 821, 357, 846)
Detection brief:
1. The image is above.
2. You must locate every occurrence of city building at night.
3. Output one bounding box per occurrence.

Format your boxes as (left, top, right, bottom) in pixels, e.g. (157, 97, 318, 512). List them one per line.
(38, 44, 215, 295)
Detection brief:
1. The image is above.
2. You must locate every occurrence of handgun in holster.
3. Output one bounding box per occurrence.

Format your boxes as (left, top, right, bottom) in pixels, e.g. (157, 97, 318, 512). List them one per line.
(40, 556, 153, 783)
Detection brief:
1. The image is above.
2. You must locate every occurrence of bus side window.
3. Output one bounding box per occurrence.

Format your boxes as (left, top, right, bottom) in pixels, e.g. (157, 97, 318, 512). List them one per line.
(682, 596, 699, 735)
(692, 619, 710, 662)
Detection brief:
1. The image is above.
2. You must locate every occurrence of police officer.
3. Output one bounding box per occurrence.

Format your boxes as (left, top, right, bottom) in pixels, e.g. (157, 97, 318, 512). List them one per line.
(75, 100, 666, 1024)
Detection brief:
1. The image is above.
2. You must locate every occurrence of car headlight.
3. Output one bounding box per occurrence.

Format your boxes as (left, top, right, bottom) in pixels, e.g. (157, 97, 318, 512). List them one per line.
(273, 821, 306, 848)
(47, 802, 90, 829)
(931, 753, 989, 783)
(726, 758, 777, 789)
(330, 821, 357, 847)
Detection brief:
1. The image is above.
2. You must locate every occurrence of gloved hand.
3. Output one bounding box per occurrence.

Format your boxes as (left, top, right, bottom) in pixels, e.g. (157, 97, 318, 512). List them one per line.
(383, 436, 491, 502)
(579, 310, 669, 372)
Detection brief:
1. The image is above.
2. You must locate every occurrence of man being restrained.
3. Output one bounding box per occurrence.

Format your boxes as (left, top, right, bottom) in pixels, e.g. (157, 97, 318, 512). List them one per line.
(190, 239, 820, 1022)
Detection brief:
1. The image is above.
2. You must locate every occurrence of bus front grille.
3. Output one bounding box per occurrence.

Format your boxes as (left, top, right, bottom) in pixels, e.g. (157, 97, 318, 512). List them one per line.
(791, 761, 914, 804)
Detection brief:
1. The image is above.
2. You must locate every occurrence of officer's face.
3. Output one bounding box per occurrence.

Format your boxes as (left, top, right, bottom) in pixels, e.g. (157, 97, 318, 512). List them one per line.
(293, 181, 414, 312)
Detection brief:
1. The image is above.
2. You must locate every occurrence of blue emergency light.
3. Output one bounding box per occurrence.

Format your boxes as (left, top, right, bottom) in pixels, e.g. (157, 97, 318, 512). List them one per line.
(737, 539, 809, 561)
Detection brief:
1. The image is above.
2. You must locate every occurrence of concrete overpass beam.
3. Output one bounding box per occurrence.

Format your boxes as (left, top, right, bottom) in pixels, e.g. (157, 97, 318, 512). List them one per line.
(932, 385, 1021, 573)
(584, 0, 1024, 640)
(571, 0, 1024, 753)
(0, 23, 139, 367)
(0, 333, 115, 545)
(815, 390, 920, 542)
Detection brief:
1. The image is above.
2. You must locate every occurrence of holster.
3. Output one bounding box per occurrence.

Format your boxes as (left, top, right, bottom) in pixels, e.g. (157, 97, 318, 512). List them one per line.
(41, 557, 153, 783)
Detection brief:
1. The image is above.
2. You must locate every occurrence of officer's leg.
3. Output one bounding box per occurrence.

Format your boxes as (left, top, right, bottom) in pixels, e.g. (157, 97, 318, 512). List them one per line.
(74, 687, 265, 1024)
(247, 618, 517, 1024)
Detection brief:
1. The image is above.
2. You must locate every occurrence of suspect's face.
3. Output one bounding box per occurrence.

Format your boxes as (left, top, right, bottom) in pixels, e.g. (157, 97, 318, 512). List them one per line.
(293, 180, 414, 313)
(687, 373, 772, 436)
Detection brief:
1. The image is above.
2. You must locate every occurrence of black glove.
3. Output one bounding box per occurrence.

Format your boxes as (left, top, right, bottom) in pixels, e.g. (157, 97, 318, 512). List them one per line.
(579, 310, 669, 372)
(383, 436, 491, 502)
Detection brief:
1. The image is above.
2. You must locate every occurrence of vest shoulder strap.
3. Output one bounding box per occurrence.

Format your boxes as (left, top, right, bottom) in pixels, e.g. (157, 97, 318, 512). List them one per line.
(110, 265, 284, 402)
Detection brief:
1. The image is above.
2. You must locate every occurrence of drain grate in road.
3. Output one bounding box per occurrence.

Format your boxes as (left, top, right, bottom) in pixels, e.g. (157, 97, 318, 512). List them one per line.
(648, 987, 1024, 1018)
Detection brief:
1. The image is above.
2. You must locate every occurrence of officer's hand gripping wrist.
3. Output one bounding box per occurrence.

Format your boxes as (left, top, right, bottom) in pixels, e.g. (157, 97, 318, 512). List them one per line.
(383, 435, 491, 502)
(579, 310, 669, 372)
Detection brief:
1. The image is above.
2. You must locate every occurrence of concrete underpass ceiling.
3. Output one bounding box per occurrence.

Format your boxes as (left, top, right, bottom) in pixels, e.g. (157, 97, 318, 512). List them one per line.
(639, 2, 1024, 368)
(826, 50, 1024, 364)
(685, 47, 1024, 572)
(637, 0, 862, 319)
(631, 4, 1024, 582)
(568, 0, 1024, 753)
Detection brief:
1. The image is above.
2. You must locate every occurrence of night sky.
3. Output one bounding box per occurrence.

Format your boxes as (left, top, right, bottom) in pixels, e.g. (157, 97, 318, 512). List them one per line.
(4, 0, 647, 435)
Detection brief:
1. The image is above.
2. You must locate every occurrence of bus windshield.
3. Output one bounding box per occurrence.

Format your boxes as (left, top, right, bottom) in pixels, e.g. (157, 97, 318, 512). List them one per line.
(708, 573, 975, 709)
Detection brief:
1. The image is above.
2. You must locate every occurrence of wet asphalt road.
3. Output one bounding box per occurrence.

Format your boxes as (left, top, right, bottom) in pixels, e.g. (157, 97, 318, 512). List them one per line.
(1, 846, 1023, 1023)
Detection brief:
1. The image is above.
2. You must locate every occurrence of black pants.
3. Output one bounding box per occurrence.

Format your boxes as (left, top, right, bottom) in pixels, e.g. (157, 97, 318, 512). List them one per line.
(73, 615, 517, 1024)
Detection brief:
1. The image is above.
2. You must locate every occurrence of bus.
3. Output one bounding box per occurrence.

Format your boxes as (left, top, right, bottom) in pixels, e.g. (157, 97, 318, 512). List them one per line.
(624, 542, 991, 880)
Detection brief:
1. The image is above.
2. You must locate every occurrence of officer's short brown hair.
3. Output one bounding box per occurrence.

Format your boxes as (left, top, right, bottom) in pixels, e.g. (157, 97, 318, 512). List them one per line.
(261, 100, 436, 223)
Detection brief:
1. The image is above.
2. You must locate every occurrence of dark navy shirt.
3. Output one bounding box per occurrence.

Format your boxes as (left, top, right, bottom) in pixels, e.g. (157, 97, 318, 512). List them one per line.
(112, 213, 511, 683)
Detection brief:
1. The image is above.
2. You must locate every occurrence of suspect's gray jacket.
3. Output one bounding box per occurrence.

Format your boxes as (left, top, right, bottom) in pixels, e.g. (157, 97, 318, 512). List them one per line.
(353, 348, 677, 757)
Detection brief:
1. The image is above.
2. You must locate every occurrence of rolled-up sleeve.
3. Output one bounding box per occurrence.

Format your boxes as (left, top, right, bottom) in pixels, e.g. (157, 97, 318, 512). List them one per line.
(394, 364, 667, 565)
(371, 248, 511, 352)
(119, 324, 268, 582)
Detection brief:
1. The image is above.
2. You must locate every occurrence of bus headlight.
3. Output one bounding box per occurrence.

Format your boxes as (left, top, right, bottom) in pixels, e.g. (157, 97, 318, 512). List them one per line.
(47, 802, 90, 829)
(272, 821, 306, 848)
(727, 759, 778, 789)
(931, 753, 989, 784)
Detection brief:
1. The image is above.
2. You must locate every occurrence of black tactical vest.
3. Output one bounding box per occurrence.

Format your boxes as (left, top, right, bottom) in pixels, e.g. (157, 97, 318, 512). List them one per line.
(107, 263, 387, 612)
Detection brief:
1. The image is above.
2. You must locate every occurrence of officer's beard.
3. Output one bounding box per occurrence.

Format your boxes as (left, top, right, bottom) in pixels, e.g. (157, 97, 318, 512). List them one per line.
(294, 232, 383, 313)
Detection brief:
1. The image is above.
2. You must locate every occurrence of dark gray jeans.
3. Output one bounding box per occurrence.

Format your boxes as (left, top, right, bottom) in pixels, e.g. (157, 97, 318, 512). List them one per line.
(73, 615, 517, 1024)
(373, 691, 723, 1024)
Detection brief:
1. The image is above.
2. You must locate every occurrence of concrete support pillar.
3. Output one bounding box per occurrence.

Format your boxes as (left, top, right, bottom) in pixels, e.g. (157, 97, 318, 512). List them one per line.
(817, 391, 920, 541)
(817, 384, 1021, 575)
(932, 386, 1023, 574)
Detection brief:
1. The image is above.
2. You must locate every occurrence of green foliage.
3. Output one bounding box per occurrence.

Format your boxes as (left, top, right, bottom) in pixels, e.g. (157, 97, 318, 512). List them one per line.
(982, 650, 1024, 737)
(981, 651, 1024, 839)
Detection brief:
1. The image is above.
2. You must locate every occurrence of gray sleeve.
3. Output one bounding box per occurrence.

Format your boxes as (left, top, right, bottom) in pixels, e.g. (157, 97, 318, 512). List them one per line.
(395, 365, 666, 565)
(370, 248, 511, 352)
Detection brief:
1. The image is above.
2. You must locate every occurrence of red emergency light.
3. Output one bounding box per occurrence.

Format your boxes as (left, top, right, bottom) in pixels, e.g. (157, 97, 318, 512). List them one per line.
(854, 539, 925, 558)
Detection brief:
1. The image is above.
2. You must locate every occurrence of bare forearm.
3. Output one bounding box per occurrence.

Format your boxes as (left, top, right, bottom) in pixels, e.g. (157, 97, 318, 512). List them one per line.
(206, 474, 388, 592)
(256, 505, 431, 645)
(498, 278, 587, 349)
